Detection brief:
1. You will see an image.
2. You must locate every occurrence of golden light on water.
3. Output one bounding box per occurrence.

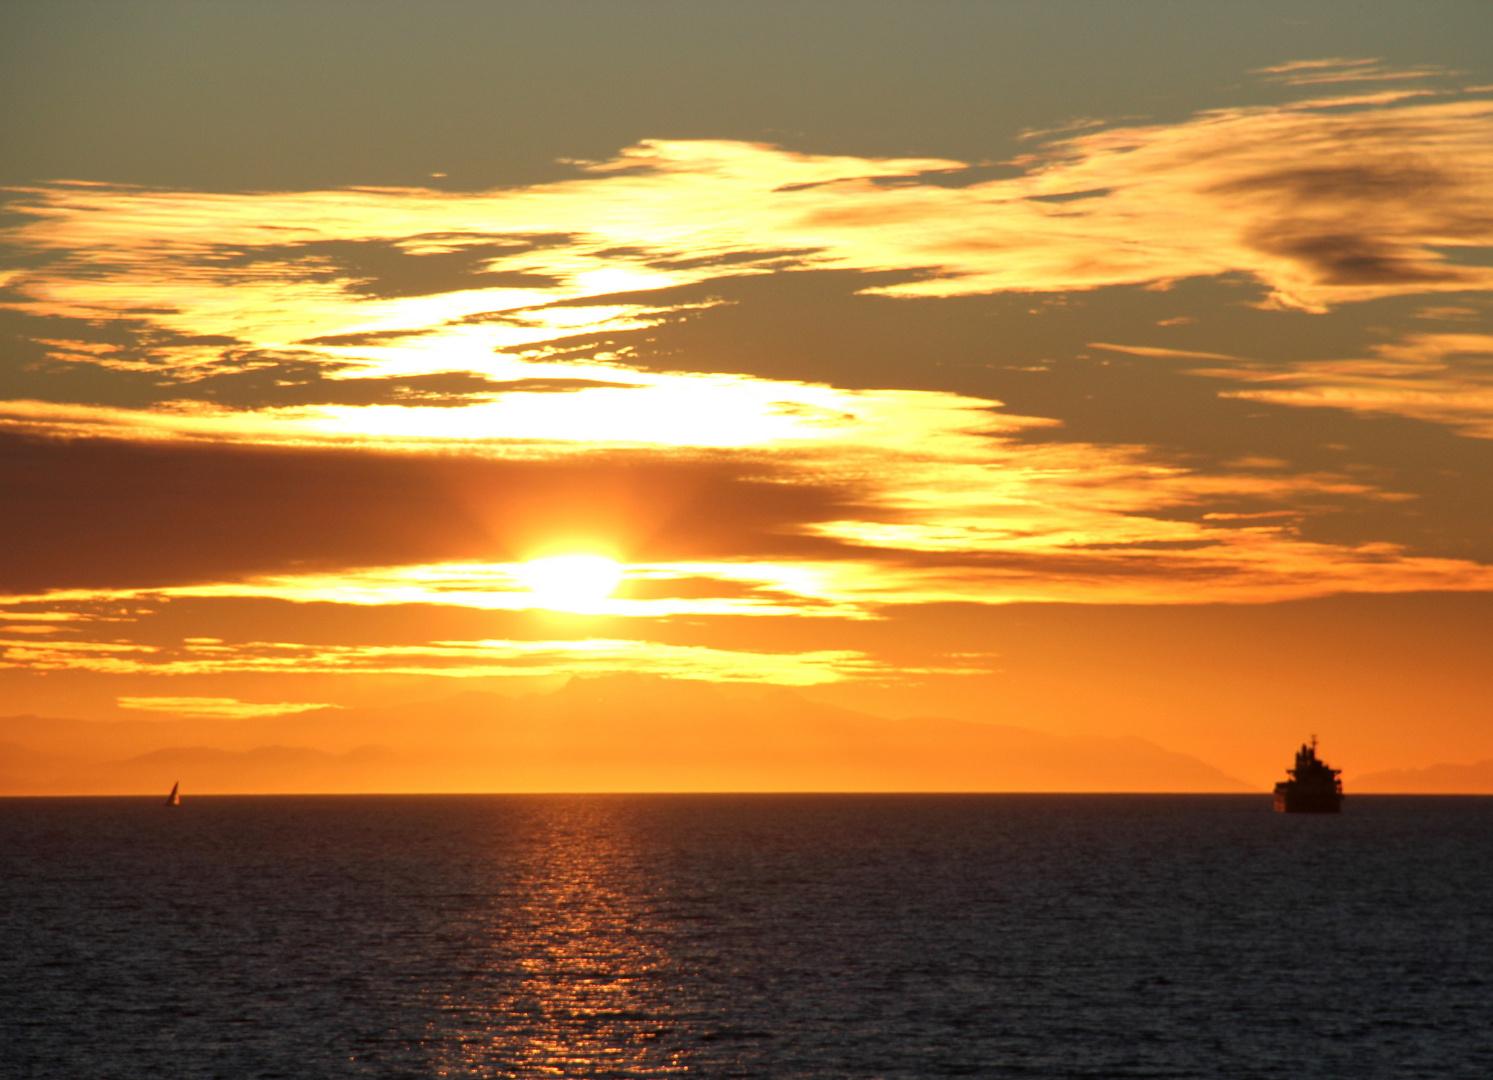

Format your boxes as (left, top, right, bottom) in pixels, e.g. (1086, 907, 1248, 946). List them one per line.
(517, 555, 625, 613)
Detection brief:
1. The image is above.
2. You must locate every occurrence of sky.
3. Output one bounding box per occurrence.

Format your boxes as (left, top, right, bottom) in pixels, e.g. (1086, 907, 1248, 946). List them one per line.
(2, 0, 1492, 789)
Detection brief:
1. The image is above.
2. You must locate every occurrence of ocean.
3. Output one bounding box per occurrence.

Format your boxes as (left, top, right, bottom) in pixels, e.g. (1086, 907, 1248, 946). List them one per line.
(3, 794, 1491, 1079)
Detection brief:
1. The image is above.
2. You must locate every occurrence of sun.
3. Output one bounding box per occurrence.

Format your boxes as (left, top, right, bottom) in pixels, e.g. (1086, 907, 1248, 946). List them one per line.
(516, 554, 624, 612)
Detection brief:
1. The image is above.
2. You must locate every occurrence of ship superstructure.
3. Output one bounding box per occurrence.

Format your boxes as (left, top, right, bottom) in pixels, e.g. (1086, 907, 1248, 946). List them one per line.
(1273, 737, 1343, 813)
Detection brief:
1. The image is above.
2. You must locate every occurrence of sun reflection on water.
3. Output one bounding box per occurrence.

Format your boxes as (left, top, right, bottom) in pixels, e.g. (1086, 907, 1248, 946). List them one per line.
(424, 799, 688, 1078)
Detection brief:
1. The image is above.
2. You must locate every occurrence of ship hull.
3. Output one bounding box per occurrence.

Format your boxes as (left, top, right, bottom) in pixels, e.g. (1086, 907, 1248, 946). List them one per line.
(1273, 739, 1343, 813)
(1273, 788, 1342, 813)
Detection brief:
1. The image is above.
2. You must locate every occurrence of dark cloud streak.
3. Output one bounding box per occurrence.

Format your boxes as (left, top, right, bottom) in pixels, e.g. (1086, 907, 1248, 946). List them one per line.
(0, 432, 869, 592)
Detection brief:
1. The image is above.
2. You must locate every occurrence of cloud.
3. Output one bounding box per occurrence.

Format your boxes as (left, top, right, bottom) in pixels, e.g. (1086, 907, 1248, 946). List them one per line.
(4, 86, 1490, 363)
(0, 429, 892, 591)
(4, 636, 900, 686)
(0, 75, 1491, 688)
(1253, 59, 1385, 74)
(0, 611, 95, 622)
(1413, 305, 1483, 322)
(1197, 333, 1493, 437)
(115, 696, 338, 719)
(1251, 58, 1460, 87)
(7, 382, 1481, 623)
(1088, 342, 1244, 362)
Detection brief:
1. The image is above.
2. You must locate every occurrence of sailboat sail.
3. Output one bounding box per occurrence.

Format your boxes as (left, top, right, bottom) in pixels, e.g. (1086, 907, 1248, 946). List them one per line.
(164, 782, 180, 807)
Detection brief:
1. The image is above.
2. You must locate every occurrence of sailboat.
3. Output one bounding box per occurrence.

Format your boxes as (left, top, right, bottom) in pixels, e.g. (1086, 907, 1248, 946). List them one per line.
(164, 781, 180, 807)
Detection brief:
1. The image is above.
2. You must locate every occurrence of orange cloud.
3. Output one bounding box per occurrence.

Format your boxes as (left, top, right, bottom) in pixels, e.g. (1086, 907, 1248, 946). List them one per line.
(1195, 333, 1493, 437)
(1252, 58, 1460, 87)
(4, 86, 1490, 360)
(0, 75, 1489, 687)
(3, 635, 902, 685)
(5, 340, 1469, 613)
(115, 696, 339, 719)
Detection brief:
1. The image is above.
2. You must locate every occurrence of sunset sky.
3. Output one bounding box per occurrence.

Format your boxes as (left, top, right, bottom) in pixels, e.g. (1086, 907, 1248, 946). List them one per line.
(3, 0, 1492, 788)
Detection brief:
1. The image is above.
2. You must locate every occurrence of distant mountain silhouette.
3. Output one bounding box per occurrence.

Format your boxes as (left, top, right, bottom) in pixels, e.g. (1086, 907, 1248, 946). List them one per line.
(1352, 760, 1493, 794)
(0, 740, 76, 793)
(0, 675, 1254, 794)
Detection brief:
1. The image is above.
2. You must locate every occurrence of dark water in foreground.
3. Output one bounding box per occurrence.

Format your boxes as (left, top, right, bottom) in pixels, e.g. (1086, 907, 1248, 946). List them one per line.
(3, 795, 1492, 1079)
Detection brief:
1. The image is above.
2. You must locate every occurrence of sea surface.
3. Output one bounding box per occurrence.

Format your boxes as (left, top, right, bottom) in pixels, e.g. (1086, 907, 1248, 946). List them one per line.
(2, 794, 1491, 1079)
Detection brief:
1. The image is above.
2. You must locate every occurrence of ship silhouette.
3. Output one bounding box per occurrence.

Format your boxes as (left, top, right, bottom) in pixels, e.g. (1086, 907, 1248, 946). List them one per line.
(1273, 737, 1342, 813)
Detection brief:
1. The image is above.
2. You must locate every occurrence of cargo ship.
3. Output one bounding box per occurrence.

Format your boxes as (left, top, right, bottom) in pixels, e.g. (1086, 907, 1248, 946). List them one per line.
(1273, 736, 1343, 813)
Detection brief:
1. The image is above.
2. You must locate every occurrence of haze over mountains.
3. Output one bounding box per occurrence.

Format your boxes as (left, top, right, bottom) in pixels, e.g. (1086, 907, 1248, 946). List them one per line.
(1349, 761, 1493, 795)
(0, 675, 1260, 795)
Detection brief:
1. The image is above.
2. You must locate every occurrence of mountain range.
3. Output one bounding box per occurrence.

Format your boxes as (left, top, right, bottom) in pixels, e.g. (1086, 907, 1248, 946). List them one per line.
(1350, 760, 1493, 794)
(0, 674, 1260, 795)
